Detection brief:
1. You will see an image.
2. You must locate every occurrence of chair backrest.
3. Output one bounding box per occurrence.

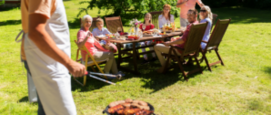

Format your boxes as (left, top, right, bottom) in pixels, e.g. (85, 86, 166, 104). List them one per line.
(104, 16, 124, 33)
(150, 11, 163, 29)
(206, 19, 231, 49)
(183, 22, 208, 55)
(212, 14, 218, 25)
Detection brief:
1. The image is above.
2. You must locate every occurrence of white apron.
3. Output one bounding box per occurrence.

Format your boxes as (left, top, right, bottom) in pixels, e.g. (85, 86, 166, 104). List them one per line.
(24, 0, 76, 114)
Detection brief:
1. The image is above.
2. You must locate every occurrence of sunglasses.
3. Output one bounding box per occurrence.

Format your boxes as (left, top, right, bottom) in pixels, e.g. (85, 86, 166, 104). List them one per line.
(200, 10, 207, 12)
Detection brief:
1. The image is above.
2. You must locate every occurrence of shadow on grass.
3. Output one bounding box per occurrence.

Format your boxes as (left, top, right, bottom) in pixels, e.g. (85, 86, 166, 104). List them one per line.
(0, 7, 19, 12)
(0, 19, 21, 26)
(263, 67, 271, 77)
(212, 7, 271, 24)
(140, 61, 202, 93)
(18, 96, 28, 102)
(116, 57, 202, 93)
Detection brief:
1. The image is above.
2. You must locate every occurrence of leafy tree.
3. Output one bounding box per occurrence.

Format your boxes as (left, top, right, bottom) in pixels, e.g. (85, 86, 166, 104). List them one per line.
(0, 0, 5, 6)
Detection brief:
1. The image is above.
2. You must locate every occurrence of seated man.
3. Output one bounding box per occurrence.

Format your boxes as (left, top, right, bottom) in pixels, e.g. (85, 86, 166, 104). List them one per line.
(154, 9, 199, 72)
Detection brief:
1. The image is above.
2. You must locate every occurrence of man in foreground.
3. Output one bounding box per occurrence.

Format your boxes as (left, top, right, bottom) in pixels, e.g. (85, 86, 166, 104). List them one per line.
(22, 0, 85, 114)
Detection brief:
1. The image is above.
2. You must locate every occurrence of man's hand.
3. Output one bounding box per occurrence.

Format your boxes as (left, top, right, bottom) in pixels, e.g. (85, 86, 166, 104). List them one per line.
(163, 41, 171, 46)
(65, 60, 86, 77)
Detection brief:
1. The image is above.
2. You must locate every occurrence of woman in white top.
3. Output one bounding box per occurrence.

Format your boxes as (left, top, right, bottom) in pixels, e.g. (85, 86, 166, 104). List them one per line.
(199, 5, 212, 50)
(158, 4, 175, 29)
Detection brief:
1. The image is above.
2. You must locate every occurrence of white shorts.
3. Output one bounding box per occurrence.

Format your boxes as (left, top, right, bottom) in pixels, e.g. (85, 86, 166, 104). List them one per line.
(180, 18, 189, 27)
(24, 34, 77, 115)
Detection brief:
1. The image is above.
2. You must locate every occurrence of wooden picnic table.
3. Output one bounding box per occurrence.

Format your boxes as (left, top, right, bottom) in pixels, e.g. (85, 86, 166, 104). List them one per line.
(108, 31, 184, 75)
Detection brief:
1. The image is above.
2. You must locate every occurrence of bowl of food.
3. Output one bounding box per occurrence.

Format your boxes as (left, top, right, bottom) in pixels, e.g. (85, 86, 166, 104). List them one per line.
(103, 98, 155, 115)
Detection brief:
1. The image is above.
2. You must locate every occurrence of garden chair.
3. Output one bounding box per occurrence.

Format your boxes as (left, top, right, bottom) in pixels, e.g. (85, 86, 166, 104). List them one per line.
(104, 16, 124, 33)
(163, 22, 208, 79)
(74, 40, 108, 86)
(150, 11, 163, 29)
(211, 14, 218, 30)
(200, 19, 231, 71)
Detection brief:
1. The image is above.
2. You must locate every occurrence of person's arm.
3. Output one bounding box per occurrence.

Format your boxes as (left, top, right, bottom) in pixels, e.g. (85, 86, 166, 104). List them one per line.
(176, 0, 188, 8)
(164, 39, 184, 46)
(94, 40, 109, 52)
(197, 0, 204, 7)
(28, 14, 85, 77)
(77, 31, 90, 48)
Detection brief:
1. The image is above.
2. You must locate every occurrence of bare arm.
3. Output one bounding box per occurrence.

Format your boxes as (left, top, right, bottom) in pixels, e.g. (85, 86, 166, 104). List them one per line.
(28, 14, 85, 77)
(77, 32, 90, 48)
(197, 0, 204, 7)
(164, 38, 184, 46)
(176, 0, 188, 8)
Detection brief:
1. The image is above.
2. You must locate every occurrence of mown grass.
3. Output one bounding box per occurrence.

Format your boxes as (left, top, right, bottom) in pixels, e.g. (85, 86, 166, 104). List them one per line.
(1, 0, 271, 114)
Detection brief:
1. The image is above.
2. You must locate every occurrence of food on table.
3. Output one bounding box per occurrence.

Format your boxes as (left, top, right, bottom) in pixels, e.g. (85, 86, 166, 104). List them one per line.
(127, 35, 139, 40)
(106, 34, 116, 38)
(159, 33, 165, 35)
(143, 30, 153, 35)
(106, 98, 154, 115)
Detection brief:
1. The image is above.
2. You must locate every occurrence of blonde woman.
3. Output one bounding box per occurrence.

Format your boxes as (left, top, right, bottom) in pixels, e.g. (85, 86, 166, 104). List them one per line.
(199, 6, 212, 49)
(158, 4, 175, 29)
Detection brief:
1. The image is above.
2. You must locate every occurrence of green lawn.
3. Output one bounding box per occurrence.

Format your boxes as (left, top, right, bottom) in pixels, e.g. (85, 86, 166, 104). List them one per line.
(1, 0, 271, 114)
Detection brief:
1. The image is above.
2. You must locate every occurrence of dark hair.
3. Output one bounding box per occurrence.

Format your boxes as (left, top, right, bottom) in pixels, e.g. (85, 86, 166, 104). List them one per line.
(188, 9, 198, 17)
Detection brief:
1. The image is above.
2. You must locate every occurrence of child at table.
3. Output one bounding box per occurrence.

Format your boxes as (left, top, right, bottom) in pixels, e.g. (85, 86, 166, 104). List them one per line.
(92, 18, 117, 53)
(139, 13, 157, 64)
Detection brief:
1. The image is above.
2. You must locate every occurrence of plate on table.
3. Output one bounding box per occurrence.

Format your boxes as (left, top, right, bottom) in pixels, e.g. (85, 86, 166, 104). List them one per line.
(103, 99, 155, 115)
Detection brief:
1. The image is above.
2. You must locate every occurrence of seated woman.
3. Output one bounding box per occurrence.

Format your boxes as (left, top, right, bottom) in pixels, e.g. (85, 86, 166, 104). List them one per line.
(199, 6, 212, 50)
(139, 13, 157, 63)
(158, 4, 175, 29)
(77, 15, 123, 76)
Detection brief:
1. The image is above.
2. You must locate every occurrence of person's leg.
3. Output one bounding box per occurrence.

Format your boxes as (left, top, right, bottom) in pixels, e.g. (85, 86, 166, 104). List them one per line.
(154, 44, 181, 67)
(146, 41, 156, 58)
(93, 51, 118, 74)
(23, 58, 45, 115)
(140, 42, 148, 60)
(154, 44, 171, 67)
